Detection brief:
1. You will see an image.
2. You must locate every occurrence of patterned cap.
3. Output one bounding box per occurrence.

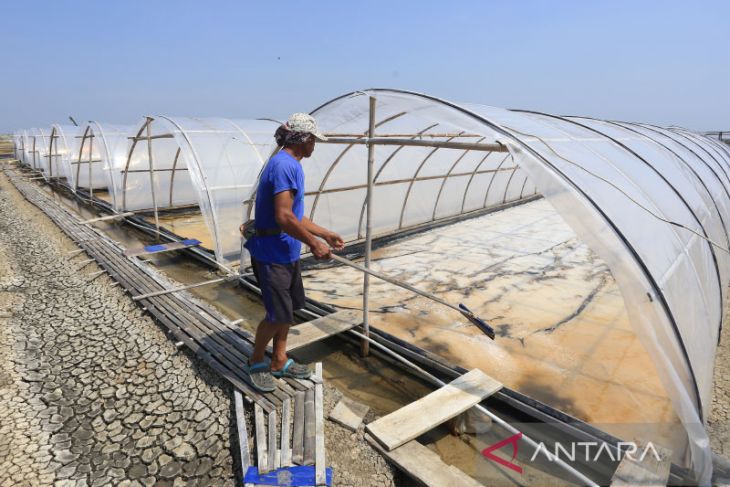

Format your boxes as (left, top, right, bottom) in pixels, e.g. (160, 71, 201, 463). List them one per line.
(285, 113, 328, 141)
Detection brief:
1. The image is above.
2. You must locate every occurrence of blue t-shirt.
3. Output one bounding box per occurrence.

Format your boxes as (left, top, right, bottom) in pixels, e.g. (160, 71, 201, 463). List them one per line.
(245, 151, 305, 264)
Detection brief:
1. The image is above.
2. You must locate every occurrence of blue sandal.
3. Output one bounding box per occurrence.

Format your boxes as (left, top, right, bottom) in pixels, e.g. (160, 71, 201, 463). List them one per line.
(271, 358, 312, 379)
(247, 361, 276, 392)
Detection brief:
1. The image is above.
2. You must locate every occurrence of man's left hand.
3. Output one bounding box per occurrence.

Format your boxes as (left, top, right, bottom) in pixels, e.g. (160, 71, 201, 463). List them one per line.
(325, 232, 345, 251)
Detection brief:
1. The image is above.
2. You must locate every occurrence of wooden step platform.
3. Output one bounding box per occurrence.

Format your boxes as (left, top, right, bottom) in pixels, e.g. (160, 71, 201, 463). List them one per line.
(366, 435, 482, 487)
(249, 363, 328, 485)
(367, 369, 502, 451)
(284, 310, 362, 352)
(123, 238, 201, 257)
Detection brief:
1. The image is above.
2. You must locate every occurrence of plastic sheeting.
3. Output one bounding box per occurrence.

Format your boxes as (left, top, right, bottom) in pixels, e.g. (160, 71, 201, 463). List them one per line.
(48, 124, 80, 180)
(118, 116, 279, 265)
(307, 89, 727, 483)
(67, 122, 133, 196)
(304, 97, 537, 243)
(12, 131, 25, 164)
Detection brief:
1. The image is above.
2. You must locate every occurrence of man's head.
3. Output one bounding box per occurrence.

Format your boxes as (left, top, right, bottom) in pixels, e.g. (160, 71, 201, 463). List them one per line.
(275, 113, 327, 159)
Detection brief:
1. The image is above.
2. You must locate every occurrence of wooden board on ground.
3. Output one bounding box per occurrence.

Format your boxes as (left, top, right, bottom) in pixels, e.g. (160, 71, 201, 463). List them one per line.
(314, 363, 325, 486)
(303, 388, 316, 466)
(254, 404, 267, 473)
(267, 411, 278, 473)
(292, 391, 305, 465)
(611, 443, 671, 486)
(329, 397, 370, 432)
(366, 369, 502, 451)
(280, 398, 292, 467)
(284, 310, 362, 351)
(234, 391, 251, 473)
(123, 238, 201, 257)
(366, 435, 482, 487)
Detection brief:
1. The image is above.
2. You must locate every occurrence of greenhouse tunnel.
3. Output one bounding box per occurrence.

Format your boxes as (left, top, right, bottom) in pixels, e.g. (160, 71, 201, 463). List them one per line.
(48, 124, 79, 180)
(117, 116, 280, 265)
(68, 122, 133, 200)
(287, 89, 729, 483)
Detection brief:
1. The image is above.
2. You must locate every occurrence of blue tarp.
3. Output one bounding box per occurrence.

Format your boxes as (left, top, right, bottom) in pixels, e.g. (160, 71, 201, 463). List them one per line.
(143, 239, 200, 253)
(243, 466, 333, 486)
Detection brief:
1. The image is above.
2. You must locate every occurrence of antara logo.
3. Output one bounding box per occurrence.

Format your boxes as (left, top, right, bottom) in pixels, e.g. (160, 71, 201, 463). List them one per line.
(481, 432, 523, 474)
(482, 432, 662, 474)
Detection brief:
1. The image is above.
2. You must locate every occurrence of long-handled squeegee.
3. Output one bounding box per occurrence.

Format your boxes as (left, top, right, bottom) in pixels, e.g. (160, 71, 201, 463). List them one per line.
(330, 253, 496, 340)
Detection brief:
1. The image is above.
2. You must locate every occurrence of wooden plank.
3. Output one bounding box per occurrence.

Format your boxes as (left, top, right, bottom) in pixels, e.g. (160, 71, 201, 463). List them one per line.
(79, 211, 135, 224)
(267, 411, 277, 473)
(314, 363, 326, 486)
(329, 397, 369, 432)
(254, 404, 267, 473)
(303, 388, 316, 466)
(611, 443, 671, 486)
(280, 399, 292, 467)
(366, 435, 482, 487)
(234, 391, 251, 473)
(292, 391, 305, 465)
(123, 238, 201, 257)
(284, 310, 362, 351)
(367, 369, 502, 451)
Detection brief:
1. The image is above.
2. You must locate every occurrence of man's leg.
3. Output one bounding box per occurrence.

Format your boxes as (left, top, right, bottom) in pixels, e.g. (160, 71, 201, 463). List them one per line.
(270, 324, 291, 370)
(251, 319, 288, 365)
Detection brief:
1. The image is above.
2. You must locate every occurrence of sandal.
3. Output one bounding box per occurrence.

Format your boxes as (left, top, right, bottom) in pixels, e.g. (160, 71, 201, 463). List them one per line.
(271, 358, 312, 379)
(247, 361, 276, 392)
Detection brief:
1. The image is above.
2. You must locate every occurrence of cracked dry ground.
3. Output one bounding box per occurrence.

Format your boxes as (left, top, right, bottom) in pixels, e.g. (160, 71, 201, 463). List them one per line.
(0, 179, 236, 484)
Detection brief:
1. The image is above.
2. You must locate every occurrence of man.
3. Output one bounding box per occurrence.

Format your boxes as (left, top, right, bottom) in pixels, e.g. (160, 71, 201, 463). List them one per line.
(244, 113, 344, 392)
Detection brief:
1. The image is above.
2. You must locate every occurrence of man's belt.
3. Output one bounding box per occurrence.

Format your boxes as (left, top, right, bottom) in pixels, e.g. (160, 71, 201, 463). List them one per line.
(255, 227, 282, 237)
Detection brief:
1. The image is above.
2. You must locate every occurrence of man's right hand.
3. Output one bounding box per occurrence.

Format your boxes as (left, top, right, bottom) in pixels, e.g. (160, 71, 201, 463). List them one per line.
(310, 239, 332, 260)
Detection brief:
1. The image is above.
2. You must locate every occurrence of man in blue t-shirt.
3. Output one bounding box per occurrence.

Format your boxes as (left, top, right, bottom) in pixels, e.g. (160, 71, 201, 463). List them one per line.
(244, 113, 344, 392)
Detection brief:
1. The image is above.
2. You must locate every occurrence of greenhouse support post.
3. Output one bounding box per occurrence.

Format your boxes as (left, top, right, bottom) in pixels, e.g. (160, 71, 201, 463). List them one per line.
(362, 96, 376, 357)
(145, 117, 161, 239)
(88, 131, 94, 198)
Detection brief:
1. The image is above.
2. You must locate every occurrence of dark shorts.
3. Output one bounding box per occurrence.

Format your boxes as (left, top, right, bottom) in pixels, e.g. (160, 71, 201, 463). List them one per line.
(251, 257, 306, 324)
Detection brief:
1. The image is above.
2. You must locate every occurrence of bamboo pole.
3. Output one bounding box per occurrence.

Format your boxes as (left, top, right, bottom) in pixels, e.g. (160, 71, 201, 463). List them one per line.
(322, 137, 507, 152)
(361, 96, 376, 357)
(79, 211, 136, 224)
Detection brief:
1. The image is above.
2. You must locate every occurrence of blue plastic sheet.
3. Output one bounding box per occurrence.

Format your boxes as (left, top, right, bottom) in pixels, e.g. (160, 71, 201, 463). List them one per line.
(243, 466, 333, 486)
(143, 239, 200, 253)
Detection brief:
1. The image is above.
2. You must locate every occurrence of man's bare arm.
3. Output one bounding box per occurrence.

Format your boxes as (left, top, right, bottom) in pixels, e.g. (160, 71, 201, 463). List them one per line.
(274, 191, 331, 258)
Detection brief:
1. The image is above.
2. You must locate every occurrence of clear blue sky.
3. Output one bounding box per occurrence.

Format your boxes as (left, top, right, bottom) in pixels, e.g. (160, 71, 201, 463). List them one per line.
(2, 1, 728, 133)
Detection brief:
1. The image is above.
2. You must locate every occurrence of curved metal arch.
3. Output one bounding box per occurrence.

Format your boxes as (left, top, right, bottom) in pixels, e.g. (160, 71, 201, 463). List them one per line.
(397, 132, 465, 229)
(314, 87, 704, 418)
(501, 164, 522, 204)
(308, 110, 407, 222)
(482, 152, 513, 208)
(609, 121, 730, 247)
(48, 125, 59, 178)
(121, 120, 150, 210)
(168, 147, 182, 206)
(225, 118, 268, 167)
(431, 137, 486, 220)
(460, 152, 509, 213)
(355, 123, 440, 238)
(518, 172, 530, 199)
(75, 125, 93, 190)
(525, 111, 724, 343)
